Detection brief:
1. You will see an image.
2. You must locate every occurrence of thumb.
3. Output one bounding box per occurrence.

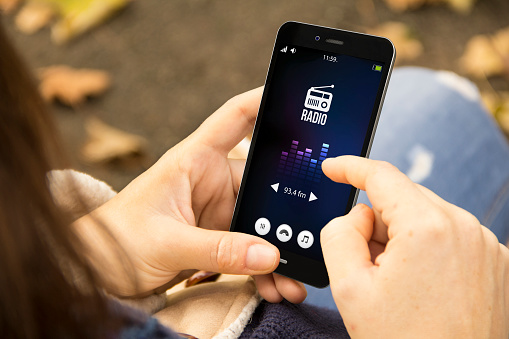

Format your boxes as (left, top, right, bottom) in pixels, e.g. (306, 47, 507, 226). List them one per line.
(321, 204, 375, 283)
(172, 226, 280, 275)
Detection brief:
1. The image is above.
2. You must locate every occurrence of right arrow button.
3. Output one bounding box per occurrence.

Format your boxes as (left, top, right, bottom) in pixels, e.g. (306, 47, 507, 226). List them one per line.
(309, 192, 317, 202)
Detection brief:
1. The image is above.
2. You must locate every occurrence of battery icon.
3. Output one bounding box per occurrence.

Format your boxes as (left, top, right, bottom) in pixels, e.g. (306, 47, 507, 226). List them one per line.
(372, 64, 382, 72)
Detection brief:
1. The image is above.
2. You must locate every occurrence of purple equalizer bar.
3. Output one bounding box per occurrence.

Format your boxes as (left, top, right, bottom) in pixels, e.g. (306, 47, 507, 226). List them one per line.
(277, 140, 329, 183)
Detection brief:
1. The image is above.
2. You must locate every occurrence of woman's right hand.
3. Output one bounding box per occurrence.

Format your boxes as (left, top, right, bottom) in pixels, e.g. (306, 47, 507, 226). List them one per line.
(321, 156, 509, 338)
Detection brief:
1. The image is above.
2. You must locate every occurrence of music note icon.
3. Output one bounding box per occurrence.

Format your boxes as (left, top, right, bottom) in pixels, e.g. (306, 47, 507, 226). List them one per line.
(297, 231, 314, 249)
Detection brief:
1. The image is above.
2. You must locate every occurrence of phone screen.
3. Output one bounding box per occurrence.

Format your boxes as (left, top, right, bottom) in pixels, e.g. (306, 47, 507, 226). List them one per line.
(231, 23, 393, 286)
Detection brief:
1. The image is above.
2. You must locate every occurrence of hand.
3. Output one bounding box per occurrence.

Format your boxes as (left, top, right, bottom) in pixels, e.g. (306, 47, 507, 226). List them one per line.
(75, 88, 306, 303)
(320, 156, 509, 338)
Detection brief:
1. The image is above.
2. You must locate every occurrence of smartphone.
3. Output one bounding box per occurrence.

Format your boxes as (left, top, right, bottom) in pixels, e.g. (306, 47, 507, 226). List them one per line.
(230, 22, 395, 287)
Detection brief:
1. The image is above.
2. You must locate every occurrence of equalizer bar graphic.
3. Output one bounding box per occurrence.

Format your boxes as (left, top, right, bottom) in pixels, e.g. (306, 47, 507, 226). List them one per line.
(277, 140, 329, 183)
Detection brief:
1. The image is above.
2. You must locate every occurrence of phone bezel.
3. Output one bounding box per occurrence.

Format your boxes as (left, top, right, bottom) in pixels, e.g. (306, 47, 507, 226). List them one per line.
(230, 21, 395, 288)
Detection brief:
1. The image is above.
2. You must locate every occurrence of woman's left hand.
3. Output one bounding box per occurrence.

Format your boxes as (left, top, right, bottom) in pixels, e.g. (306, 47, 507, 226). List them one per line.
(75, 87, 306, 303)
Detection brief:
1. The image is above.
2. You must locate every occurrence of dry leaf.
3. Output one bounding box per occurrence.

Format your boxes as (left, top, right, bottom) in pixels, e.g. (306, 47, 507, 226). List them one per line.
(496, 110, 509, 135)
(459, 35, 505, 78)
(383, 0, 475, 13)
(459, 27, 509, 79)
(368, 22, 423, 62)
(492, 26, 509, 74)
(0, 0, 22, 14)
(11, 0, 129, 43)
(481, 91, 509, 134)
(498, 95, 509, 119)
(15, 2, 54, 34)
(481, 91, 500, 116)
(38, 65, 111, 106)
(47, 0, 128, 44)
(446, 0, 475, 13)
(383, 0, 427, 12)
(82, 116, 146, 164)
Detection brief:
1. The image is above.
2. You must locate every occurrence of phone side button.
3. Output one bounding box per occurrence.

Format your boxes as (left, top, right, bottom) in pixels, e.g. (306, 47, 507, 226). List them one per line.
(279, 258, 288, 264)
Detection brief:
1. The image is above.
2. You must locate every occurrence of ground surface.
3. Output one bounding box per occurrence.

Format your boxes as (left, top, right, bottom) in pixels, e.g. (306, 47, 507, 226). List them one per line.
(4, 0, 509, 190)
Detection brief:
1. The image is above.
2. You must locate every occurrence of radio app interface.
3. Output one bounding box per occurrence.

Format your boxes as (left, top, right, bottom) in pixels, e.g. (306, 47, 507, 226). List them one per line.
(235, 45, 384, 261)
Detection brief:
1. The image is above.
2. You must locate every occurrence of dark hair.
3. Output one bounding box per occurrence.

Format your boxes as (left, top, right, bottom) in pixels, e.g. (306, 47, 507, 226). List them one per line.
(0, 22, 120, 338)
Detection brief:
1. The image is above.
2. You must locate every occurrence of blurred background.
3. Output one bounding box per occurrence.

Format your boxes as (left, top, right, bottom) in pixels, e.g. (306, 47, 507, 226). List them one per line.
(2, 0, 508, 191)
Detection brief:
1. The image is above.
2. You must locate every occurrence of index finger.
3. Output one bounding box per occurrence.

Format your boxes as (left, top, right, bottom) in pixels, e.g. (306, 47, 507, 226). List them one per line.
(322, 156, 432, 228)
(195, 87, 263, 154)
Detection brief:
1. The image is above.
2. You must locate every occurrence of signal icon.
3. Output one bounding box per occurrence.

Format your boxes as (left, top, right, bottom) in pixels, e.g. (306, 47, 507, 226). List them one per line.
(281, 46, 288, 53)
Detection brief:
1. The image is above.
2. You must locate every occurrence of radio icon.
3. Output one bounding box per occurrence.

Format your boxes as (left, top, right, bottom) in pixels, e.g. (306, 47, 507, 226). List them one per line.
(304, 85, 334, 113)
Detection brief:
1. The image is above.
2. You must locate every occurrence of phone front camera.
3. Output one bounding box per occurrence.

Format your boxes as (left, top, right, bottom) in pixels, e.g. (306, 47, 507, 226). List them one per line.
(315, 36, 320, 41)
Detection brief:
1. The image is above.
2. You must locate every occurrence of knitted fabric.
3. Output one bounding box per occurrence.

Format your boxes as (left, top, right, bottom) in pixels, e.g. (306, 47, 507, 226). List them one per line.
(240, 300, 350, 338)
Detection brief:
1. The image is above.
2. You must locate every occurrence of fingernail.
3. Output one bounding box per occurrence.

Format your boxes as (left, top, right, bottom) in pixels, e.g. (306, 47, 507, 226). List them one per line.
(246, 244, 277, 271)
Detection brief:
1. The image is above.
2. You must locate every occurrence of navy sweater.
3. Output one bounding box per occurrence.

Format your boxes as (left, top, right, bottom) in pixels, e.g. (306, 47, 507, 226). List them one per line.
(115, 299, 350, 338)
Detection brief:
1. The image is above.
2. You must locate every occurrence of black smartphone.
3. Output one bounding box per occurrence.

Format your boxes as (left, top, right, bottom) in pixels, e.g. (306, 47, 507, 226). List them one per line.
(230, 22, 395, 287)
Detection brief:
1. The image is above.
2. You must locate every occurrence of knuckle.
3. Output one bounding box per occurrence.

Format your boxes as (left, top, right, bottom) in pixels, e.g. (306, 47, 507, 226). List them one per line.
(223, 93, 255, 124)
(371, 161, 401, 182)
(482, 226, 501, 251)
(448, 208, 486, 247)
(224, 94, 241, 108)
(367, 161, 403, 189)
(499, 242, 509, 262)
(374, 160, 398, 173)
(212, 234, 238, 272)
(321, 218, 337, 238)
(477, 228, 506, 267)
(418, 209, 452, 240)
(224, 94, 246, 113)
(321, 217, 346, 246)
(452, 208, 480, 230)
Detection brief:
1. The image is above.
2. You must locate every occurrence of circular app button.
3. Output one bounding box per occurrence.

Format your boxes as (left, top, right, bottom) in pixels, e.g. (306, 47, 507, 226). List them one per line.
(276, 224, 293, 243)
(254, 217, 271, 236)
(297, 230, 314, 249)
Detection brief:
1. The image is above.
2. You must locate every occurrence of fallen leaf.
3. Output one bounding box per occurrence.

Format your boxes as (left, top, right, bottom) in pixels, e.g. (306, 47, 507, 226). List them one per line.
(481, 91, 500, 116)
(383, 0, 475, 13)
(496, 109, 509, 135)
(446, 0, 475, 13)
(15, 2, 54, 34)
(38, 65, 111, 106)
(459, 35, 504, 78)
(368, 22, 423, 62)
(81, 116, 147, 164)
(481, 91, 509, 134)
(46, 0, 128, 44)
(0, 0, 22, 14)
(492, 26, 509, 76)
(492, 92, 509, 117)
(459, 27, 509, 79)
(383, 0, 428, 12)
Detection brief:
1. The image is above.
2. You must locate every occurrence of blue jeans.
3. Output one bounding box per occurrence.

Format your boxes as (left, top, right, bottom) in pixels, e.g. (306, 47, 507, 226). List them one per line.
(305, 67, 509, 310)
